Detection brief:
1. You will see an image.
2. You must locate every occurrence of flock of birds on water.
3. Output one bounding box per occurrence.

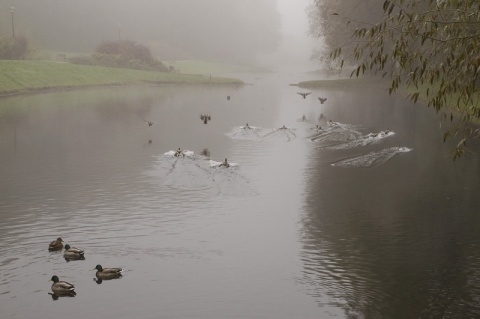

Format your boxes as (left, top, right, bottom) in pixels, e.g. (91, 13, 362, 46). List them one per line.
(46, 90, 410, 299)
(142, 90, 410, 170)
(47, 237, 122, 300)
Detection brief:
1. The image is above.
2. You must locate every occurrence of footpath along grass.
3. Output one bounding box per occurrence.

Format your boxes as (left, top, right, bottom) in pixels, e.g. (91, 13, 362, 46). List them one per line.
(0, 60, 243, 96)
(163, 60, 269, 75)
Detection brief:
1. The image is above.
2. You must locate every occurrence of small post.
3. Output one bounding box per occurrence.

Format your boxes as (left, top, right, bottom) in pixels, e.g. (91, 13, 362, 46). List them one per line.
(10, 7, 15, 39)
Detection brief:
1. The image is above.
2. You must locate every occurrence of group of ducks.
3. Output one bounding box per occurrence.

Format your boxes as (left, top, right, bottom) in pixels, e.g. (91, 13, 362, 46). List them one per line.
(173, 147, 231, 168)
(297, 92, 328, 104)
(48, 237, 123, 298)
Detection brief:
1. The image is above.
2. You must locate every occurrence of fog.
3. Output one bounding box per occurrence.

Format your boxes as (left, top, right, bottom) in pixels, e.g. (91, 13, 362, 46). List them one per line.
(259, 0, 317, 71)
(0, 0, 317, 71)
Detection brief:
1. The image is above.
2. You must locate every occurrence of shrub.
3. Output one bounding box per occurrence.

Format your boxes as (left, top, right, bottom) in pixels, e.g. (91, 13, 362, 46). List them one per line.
(68, 55, 96, 65)
(0, 35, 29, 59)
(71, 40, 168, 72)
(92, 40, 168, 72)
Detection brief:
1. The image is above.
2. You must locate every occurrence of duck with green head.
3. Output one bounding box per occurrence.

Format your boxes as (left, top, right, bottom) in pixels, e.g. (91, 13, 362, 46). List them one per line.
(94, 264, 123, 280)
(63, 244, 85, 260)
(48, 238, 63, 251)
(49, 275, 76, 296)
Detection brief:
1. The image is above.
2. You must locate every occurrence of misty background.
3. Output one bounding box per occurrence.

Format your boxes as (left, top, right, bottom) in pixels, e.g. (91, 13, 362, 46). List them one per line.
(0, 0, 317, 69)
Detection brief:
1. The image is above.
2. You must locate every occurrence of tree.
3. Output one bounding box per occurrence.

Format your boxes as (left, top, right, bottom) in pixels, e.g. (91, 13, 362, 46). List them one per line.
(95, 40, 155, 64)
(0, 35, 29, 60)
(307, 0, 384, 68)
(7, 0, 281, 64)
(87, 40, 167, 71)
(309, 0, 480, 158)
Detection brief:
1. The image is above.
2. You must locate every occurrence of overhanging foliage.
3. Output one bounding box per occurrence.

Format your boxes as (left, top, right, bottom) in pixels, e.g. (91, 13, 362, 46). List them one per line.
(312, 0, 480, 158)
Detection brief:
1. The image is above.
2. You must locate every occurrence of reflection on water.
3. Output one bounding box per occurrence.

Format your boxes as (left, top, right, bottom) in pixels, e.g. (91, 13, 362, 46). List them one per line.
(149, 150, 257, 196)
(0, 74, 480, 318)
(262, 126, 297, 142)
(49, 292, 76, 300)
(300, 90, 480, 318)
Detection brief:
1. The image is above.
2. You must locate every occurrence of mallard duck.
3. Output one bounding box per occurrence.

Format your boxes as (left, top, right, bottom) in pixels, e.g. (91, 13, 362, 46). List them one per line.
(318, 97, 327, 104)
(94, 264, 123, 280)
(174, 148, 185, 158)
(219, 158, 230, 168)
(50, 275, 76, 295)
(142, 119, 155, 127)
(64, 244, 85, 259)
(200, 114, 211, 124)
(48, 238, 63, 251)
(297, 92, 311, 99)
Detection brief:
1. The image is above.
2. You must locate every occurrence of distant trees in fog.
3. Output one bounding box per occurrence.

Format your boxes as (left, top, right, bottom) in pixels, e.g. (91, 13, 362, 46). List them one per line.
(70, 40, 168, 72)
(1, 0, 281, 64)
(307, 0, 383, 69)
(0, 35, 29, 60)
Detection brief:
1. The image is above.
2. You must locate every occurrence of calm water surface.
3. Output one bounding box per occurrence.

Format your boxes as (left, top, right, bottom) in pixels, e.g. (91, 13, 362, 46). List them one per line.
(1, 72, 480, 319)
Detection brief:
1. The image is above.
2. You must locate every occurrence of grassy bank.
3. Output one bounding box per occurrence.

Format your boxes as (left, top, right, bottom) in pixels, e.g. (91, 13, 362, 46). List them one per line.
(0, 60, 243, 96)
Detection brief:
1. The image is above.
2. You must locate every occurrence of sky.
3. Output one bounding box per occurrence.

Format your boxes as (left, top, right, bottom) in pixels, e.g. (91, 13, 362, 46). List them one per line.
(259, 0, 318, 71)
(278, 0, 311, 37)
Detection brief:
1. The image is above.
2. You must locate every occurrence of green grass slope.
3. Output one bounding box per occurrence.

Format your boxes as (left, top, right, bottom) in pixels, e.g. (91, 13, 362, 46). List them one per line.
(0, 60, 242, 96)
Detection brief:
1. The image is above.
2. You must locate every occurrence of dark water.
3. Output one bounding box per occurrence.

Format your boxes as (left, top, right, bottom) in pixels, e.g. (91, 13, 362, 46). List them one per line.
(1, 72, 480, 319)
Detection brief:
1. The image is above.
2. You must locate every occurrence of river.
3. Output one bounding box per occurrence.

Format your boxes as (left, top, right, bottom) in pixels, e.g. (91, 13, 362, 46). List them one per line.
(1, 71, 480, 319)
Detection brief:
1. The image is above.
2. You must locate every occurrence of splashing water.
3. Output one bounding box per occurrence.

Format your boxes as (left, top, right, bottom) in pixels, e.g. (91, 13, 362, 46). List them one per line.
(331, 147, 412, 168)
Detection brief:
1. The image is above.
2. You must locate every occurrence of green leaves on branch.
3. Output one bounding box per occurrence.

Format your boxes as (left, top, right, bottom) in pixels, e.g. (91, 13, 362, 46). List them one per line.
(328, 0, 480, 158)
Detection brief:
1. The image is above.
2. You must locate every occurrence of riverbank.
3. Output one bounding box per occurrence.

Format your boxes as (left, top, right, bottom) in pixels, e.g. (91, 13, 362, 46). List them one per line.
(0, 60, 243, 97)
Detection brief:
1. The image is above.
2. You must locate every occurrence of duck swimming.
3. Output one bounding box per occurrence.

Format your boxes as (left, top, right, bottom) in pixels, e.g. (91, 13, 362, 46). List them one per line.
(48, 238, 63, 251)
(219, 158, 230, 168)
(94, 264, 123, 280)
(174, 148, 185, 158)
(50, 275, 76, 295)
(63, 244, 85, 260)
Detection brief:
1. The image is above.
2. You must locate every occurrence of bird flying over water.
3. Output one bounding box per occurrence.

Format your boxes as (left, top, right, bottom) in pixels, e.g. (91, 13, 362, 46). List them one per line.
(318, 97, 327, 104)
(297, 92, 311, 99)
(200, 114, 211, 124)
(142, 119, 155, 127)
